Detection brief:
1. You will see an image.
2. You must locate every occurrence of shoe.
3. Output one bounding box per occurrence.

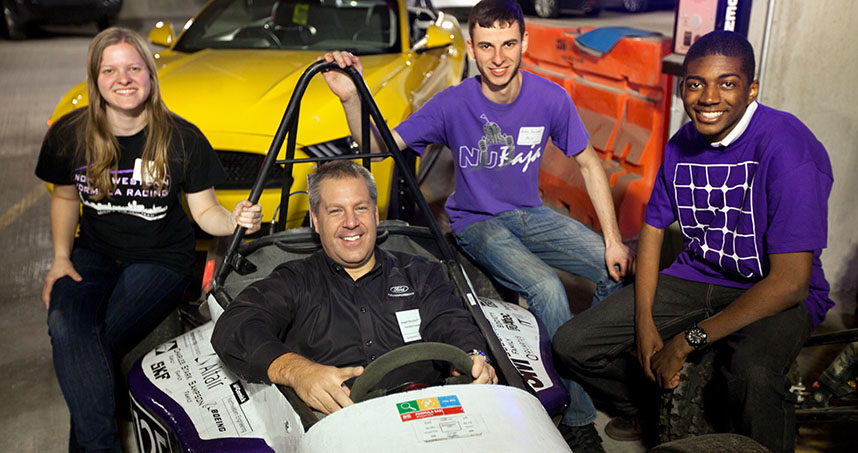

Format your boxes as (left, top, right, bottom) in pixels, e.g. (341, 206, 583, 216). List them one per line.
(604, 414, 642, 441)
(558, 423, 605, 453)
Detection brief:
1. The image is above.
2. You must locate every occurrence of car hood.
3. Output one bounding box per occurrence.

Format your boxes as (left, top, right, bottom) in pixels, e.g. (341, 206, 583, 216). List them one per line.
(155, 48, 405, 149)
(52, 48, 408, 153)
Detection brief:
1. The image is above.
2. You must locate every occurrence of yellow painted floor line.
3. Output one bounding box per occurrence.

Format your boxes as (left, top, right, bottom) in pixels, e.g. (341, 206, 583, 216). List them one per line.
(0, 183, 48, 232)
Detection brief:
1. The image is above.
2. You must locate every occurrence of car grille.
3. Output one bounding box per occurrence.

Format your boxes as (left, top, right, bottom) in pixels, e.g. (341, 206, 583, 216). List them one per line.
(215, 151, 282, 190)
(215, 138, 358, 189)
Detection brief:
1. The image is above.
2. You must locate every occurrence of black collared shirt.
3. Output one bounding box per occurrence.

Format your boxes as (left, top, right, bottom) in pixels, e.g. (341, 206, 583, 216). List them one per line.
(212, 248, 486, 388)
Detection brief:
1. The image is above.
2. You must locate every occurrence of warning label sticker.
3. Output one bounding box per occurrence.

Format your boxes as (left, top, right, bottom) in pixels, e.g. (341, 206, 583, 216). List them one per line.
(396, 395, 483, 442)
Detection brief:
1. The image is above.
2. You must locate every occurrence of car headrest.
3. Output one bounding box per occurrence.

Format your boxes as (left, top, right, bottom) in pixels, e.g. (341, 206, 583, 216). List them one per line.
(271, 1, 292, 26)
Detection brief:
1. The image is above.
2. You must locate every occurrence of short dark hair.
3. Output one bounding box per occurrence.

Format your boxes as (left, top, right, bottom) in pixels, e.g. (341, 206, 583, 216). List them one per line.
(468, 0, 525, 38)
(682, 31, 756, 83)
(307, 160, 377, 214)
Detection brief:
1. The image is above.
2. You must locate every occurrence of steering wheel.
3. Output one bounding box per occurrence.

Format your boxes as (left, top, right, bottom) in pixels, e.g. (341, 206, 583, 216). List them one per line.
(349, 342, 475, 403)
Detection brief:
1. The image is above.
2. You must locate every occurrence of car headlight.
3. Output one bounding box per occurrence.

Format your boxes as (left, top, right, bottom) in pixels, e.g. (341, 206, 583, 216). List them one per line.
(301, 136, 359, 158)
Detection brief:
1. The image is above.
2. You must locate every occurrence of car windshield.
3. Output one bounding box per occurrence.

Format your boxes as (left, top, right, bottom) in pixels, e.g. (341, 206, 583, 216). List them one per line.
(175, 0, 401, 54)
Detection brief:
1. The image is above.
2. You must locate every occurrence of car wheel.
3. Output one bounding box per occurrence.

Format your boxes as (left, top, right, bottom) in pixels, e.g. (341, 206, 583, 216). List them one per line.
(622, 0, 649, 13)
(534, 0, 559, 18)
(658, 348, 722, 443)
(2, 1, 26, 40)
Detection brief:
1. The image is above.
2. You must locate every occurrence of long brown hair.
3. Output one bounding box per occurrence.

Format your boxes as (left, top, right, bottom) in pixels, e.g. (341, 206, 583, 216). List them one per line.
(81, 27, 174, 199)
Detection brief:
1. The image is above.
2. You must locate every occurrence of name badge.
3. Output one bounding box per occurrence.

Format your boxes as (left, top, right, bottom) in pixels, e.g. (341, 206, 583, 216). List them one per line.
(132, 158, 157, 185)
(395, 309, 422, 343)
(517, 126, 544, 146)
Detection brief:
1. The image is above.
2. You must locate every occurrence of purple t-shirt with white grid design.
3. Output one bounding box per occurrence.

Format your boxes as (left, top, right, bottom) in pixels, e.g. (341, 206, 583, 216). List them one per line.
(395, 71, 590, 235)
(645, 104, 834, 326)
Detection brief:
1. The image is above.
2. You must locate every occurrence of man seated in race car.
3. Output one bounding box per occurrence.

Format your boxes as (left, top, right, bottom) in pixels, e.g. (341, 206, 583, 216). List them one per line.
(212, 160, 497, 415)
(552, 31, 833, 453)
(320, 2, 634, 449)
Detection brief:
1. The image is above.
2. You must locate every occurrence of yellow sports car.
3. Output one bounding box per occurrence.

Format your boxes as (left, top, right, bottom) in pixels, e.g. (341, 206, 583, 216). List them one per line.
(48, 0, 466, 232)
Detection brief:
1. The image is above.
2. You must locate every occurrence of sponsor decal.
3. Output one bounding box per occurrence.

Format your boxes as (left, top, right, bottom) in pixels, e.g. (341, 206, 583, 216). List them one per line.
(150, 360, 170, 381)
(479, 300, 554, 391)
(155, 340, 177, 356)
(398, 395, 464, 422)
(230, 381, 249, 404)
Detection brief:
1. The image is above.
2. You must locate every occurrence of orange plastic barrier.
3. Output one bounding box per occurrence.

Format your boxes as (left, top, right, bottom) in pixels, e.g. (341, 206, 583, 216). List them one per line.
(523, 24, 672, 241)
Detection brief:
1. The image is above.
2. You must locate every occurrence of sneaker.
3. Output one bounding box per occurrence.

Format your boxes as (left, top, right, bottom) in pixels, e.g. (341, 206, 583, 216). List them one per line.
(604, 414, 642, 441)
(558, 423, 605, 453)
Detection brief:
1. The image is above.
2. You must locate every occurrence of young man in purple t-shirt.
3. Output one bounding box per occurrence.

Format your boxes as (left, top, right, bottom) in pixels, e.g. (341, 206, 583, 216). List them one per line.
(321, 1, 633, 450)
(552, 31, 833, 453)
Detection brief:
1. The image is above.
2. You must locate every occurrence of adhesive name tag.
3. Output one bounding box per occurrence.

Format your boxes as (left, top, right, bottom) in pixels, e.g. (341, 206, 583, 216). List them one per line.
(132, 158, 157, 185)
(395, 309, 421, 343)
(517, 126, 544, 146)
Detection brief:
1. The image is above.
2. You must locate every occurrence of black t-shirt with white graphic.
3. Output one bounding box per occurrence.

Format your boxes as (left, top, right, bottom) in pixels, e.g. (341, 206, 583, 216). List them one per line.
(35, 109, 227, 275)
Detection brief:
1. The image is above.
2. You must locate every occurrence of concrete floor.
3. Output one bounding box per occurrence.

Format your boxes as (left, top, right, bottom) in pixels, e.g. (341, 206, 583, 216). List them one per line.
(1, 4, 855, 453)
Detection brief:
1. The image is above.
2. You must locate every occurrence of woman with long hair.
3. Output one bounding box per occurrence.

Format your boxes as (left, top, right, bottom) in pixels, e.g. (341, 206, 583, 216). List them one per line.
(35, 27, 262, 451)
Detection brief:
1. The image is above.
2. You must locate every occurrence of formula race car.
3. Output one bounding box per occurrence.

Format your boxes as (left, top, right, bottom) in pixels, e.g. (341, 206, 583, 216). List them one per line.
(126, 61, 574, 452)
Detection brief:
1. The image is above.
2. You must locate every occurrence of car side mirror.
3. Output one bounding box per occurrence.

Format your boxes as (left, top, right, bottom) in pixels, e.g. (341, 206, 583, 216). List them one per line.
(149, 21, 175, 48)
(414, 23, 453, 54)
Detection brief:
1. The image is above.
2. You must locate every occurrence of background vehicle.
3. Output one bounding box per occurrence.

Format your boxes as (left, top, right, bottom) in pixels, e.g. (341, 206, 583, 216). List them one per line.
(519, 0, 675, 18)
(601, 0, 676, 14)
(127, 61, 573, 452)
(46, 0, 467, 238)
(2, 0, 122, 40)
(520, 0, 601, 18)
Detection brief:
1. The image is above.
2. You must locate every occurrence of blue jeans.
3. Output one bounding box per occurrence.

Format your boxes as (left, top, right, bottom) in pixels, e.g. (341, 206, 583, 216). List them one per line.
(456, 206, 624, 426)
(47, 248, 188, 452)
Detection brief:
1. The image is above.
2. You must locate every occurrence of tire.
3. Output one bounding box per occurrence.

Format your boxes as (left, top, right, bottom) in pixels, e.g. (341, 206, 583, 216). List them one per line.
(534, 0, 559, 18)
(658, 348, 724, 443)
(2, 1, 26, 40)
(622, 0, 649, 13)
(651, 433, 771, 453)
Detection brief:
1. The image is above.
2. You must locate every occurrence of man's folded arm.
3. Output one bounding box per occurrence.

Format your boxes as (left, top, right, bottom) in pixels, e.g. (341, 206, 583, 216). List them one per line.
(212, 281, 297, 384)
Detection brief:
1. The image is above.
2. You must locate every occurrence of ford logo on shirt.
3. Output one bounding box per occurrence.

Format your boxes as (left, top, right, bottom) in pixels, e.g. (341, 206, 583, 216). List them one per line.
(388, 285, 414, 297)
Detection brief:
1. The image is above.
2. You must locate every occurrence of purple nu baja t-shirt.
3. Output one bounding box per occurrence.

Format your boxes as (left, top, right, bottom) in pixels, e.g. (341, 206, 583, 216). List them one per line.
(645, 104, 834, 326)
(396, 71, 590, 235)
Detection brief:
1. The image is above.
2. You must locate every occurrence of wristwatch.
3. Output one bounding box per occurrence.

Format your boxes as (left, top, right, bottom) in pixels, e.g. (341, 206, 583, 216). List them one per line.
(684, 324, 708, 350)
(468, 349, 491, 365)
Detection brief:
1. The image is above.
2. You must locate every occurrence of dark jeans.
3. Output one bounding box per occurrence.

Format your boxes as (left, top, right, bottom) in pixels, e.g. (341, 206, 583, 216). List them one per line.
(552, 274, 812, 453)
(47, 248, 188, 452)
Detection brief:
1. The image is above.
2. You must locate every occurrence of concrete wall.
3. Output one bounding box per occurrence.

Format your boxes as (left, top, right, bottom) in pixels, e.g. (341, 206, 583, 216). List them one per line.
(757, 0, 858, 294)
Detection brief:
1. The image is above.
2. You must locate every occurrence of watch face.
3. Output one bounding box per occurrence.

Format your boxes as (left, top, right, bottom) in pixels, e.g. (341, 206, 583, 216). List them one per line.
(686, 326, 708, 348)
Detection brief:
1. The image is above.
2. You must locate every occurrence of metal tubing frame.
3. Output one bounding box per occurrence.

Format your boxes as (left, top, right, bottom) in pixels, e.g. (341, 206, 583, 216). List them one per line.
(213, 60, 528, 392)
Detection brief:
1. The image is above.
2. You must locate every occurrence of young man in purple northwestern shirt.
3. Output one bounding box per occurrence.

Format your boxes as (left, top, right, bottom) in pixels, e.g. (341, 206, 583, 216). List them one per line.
(552, 31, 834, 453)
(321, 1, 634, 450)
